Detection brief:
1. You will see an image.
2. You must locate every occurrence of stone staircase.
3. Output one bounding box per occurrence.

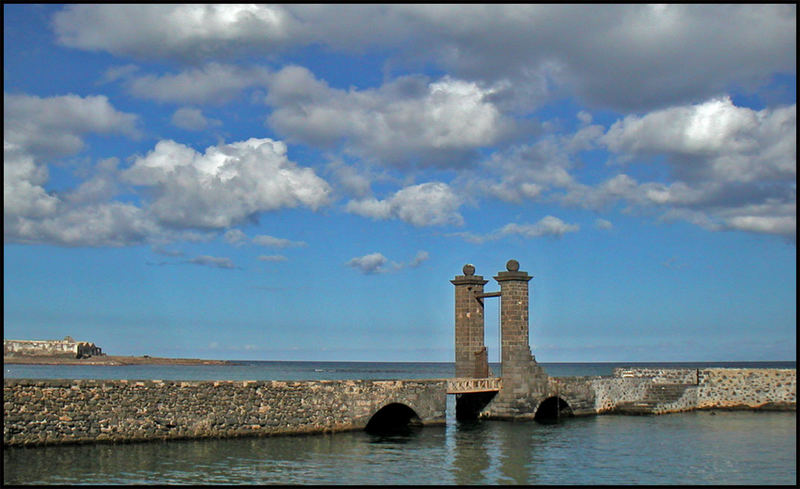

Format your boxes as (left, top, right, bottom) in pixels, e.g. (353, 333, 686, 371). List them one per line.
(614, 383, 694, 415)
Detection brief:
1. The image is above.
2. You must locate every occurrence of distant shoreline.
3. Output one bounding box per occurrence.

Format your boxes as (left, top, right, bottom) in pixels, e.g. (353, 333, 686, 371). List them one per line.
(4, 356, 794, 368)
(3, 355, 232, 366)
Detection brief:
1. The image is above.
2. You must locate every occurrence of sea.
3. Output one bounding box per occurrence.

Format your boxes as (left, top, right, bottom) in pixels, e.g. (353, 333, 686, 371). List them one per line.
(3, 361, 796, 485)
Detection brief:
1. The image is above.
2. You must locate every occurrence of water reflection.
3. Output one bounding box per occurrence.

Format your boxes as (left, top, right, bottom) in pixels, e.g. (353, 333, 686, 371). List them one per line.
(495, 421, 538, 484)
(3, 412, 795, 485)
(450, 419, 491, 485)
(367, 430, 421, 445)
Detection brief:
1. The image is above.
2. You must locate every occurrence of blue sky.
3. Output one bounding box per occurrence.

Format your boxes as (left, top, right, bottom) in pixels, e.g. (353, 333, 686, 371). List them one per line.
(3, 5, 796, 362)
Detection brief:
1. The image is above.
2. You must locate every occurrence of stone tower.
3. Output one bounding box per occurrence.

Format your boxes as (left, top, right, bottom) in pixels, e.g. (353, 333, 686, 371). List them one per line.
(495, 259, 534, 367)
(452, 264, 490, 378)
(486, 259, 549, 418)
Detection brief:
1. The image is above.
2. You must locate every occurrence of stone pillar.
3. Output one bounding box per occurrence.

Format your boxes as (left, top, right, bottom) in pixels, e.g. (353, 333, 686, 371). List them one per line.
(452, 264, 489, 378)
(482, 259, 549, 419)
(495, 259, 534, 365)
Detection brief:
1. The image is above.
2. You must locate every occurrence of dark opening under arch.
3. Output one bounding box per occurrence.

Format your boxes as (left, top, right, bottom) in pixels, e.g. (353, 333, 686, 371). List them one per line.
(365, 403, 423, 435)
(534, 396, 573, 424)
(455, 391, 498, 421)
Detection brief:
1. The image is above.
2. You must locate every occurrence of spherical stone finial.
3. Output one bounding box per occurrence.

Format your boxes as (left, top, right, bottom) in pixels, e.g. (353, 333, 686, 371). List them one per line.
(463, 264, 476, 276)
(506, 259, 520, 272)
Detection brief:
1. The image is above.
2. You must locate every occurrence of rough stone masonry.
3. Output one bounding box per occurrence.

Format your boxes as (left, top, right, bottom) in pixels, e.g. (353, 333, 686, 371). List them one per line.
(4, 378, 447, 447)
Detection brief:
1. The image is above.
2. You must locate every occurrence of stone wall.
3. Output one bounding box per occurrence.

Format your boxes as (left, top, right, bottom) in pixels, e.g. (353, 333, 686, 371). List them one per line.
(696, 368, 796, 410)
(5, 368, 794, 447)
(4, 378, 447, 447)
(613, 367, 698, 384)
(552, 368, 795, 416)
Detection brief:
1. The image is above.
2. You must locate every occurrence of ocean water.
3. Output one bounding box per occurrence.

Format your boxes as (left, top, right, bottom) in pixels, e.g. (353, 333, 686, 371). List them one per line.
(3, 361, 797, 485)
(4, 360, 795, 382)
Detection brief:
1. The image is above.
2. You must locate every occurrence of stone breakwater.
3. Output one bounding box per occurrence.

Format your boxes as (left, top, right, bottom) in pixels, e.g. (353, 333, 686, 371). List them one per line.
(549, 368, 796, 417)
(5, 368, 795, 447)
(695, 368, 796, 410)
(4, 378, 447, 447)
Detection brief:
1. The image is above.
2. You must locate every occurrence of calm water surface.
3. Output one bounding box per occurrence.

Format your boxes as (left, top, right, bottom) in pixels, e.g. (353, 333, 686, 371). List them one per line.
(3, 361, 796, 485)
(5, 360, 795, 381)
(4, 410, 795, 485)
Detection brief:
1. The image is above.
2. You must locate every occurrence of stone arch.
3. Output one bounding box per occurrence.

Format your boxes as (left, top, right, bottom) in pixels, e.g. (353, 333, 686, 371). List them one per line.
(365, 402, 423, 435)
(533, 396, 573, 423)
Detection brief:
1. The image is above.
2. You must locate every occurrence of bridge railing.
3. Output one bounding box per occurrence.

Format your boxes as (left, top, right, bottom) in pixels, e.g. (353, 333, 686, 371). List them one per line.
(446, 377, 502, 394)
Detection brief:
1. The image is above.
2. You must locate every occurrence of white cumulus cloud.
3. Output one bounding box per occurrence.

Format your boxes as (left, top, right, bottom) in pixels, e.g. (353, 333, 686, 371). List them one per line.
(223, 229, 247, 245)
(129, 63, 271, 104)
(257, 254, 288, 262)
(346, 252, 389, 274)
(53, 5, 796, 112)
(266, 66, 510, 166)
(3, 143, 59, 219)
(171, 107, 221, 131)
(4, 92, 140, 159)
(187, 255, 237, 269)
(594, 218, 613, 230)
(252, 234, 306, 248)
(498, 217, 580, 239)
(54, 5, 293, 60)
(346, 182, 463, 227)
(123, 138, 332, 229)
(345, 250, 429, 274)
(2, 94, 156, 247)
(454, 216, 579, 243)
(5, 200, 159, 247)
(408, 250, 430, 267)
(602, 97, 796, 183)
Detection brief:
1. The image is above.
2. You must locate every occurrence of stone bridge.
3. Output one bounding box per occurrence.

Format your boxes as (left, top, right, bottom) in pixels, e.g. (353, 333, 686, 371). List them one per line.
(3, 260, 795, 447)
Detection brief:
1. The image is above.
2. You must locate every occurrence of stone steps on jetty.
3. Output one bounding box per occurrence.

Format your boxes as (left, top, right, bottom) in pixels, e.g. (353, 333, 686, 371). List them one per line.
(613, 383, 695, 415)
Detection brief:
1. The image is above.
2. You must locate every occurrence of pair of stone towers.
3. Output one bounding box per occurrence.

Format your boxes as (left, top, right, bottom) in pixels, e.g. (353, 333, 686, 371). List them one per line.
(452, 260, 549, 416)
(452, 259, 534, 378)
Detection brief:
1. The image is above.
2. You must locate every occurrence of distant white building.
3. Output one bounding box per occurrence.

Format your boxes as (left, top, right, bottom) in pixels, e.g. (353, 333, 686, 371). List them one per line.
(3, 336, 104, 358)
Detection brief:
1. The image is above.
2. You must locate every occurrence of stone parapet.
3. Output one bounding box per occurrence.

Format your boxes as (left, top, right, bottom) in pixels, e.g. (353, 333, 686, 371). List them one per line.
(550, 368, 796, 417)
(3, 378, 447, 447)
(696, 368, 796, 410)
(613, 367, 698, 384)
